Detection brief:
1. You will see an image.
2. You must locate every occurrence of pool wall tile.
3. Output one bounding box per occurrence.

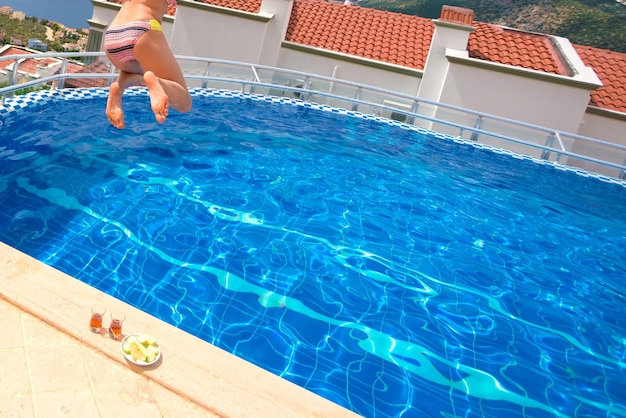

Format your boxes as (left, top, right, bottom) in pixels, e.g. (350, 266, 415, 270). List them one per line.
(1, 87, 625, 187)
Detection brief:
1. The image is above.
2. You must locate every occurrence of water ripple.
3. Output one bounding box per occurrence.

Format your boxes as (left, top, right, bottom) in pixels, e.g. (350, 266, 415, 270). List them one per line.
(2, 94, 625, 417)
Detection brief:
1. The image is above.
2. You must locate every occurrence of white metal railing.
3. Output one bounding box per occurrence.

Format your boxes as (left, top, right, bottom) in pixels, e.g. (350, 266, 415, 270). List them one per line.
(1, 51, 625, 179)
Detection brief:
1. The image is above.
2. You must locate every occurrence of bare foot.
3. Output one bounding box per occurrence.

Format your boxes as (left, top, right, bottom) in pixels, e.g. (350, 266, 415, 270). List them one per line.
(106, 82, 125, 129)
(144, 71, 169, 124)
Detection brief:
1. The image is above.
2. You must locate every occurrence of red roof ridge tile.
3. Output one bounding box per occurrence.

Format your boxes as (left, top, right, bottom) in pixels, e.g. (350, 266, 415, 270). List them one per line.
(439, 5, 474, 26)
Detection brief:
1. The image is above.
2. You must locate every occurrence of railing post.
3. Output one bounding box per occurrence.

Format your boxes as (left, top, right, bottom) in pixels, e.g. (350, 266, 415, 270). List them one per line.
(352, 88, 362, 112)
(541, 133, 556, 160)
(621, 156, 626, 180)
(249, 65, 260, 94)
(407, 101, 418, 125)
(10, 59, 20, 87)
(470, 116, 482, 141)
(202, 62, 211, 89)
(56, 59, 69, 90)
(301, 77, 311, 101)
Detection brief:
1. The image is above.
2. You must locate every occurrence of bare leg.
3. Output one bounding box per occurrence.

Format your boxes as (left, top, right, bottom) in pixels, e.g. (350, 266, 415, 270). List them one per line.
(134, 31, 192, 114)
(106, 82, 125, 129)
(144, 71, 169, 124)
(105, 27, 191, 128)
(105, 71, 145, 129)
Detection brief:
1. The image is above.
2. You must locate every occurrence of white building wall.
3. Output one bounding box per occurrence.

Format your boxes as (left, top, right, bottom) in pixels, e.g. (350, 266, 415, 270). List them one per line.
(89, 1, 119, 30)
(441, 62, 592, 133)
(277, 47, 422, 113)
(571, 111, 626, 177)
(578, 112, 626, 145)
(431, 60, 598, 157)
(170, 2, 269, 64)
(277, 47, 422, 95)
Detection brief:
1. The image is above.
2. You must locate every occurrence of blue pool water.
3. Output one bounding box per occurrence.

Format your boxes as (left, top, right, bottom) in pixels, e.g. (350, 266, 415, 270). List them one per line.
(1, 89, 625, 417)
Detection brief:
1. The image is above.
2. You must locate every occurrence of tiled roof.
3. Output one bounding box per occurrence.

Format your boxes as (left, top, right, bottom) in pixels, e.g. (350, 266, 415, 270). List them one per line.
(0, 47, 59, 75)
(574, 45, 626, 113)
(195, 0, 261, 13)
(0, 46, 25, 69)
(469, 23, 568, 76)
(0, 47, 107, 88)
(285, 0, 433, 70)
(284, 0, 569, 75)
(283, 0, 626, 113)
(17, 57, 58, 75)
(105, 0, 178, 15)
(64, 60, 110, 88)
(105, 0, 625, 114)
(166, 4, 177, 15)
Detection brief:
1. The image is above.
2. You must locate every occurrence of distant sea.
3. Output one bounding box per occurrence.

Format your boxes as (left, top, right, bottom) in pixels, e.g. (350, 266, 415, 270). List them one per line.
(1, 0, 93, 29)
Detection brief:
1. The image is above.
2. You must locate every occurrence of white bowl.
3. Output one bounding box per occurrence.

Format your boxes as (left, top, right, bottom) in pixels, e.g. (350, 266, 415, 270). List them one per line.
(120, 334, 161, 366)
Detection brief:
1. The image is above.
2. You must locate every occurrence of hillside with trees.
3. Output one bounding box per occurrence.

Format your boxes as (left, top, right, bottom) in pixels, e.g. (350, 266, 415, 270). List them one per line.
(0, 14, 86, 52)
(360, 0, 626, 52)
(0, 15, 46, 43)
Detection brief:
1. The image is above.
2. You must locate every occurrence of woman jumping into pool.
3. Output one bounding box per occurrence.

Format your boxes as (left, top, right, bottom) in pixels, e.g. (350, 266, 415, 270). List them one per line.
(104, 0, 191, 129)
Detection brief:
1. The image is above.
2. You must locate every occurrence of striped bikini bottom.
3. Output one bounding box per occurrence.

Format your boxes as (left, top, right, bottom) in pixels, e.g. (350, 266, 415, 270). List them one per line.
(104, 19, 162, 63)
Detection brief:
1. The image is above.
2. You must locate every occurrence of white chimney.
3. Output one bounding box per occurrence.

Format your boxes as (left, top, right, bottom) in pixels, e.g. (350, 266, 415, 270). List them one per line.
(259, 0, 295, 66)
(417, 5, 475, 103)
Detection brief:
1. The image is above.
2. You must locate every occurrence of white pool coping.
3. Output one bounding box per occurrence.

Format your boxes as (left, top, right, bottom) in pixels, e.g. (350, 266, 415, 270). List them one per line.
(0, 242, 360, 417)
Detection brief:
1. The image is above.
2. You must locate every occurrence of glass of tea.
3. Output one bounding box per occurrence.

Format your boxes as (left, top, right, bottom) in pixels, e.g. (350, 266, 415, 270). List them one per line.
(108, 311, 126, 340)
(90, 304, 106, 333)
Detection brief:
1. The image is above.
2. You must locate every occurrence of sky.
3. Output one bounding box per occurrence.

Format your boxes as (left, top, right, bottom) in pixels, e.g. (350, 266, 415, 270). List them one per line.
(1, 0, 94, 28)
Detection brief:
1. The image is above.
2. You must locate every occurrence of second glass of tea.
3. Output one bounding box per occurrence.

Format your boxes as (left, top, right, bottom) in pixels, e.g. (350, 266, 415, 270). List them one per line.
(108, 311, 126, 340)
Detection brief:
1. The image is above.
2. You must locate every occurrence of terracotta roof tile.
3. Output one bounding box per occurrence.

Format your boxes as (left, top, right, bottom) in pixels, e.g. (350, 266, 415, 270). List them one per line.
(0, 48, 59, 75)
(64, 60, 110, 88)
(166, 4, 177, 15)
(194, 0, 261, 14)
(469, 23, 568, 76)
(574, 45, 626, 113)
(12, 58, 35, 73)
(0, 46, 26, 69)
(285, 0, 433, 70)
(17, 57, 57, 75)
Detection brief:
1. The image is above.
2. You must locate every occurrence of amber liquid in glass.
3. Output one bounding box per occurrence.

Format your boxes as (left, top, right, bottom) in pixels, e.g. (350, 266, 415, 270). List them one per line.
(109, 319, 123, 340)
(89, 313, 103, 332)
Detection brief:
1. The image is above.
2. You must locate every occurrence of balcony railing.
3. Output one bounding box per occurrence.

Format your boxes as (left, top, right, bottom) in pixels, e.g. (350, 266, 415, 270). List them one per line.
(2, 51, 625, 180)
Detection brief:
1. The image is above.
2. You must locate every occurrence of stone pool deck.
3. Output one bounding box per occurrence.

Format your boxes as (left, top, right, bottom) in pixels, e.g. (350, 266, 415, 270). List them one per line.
(0, 242, 360, 417)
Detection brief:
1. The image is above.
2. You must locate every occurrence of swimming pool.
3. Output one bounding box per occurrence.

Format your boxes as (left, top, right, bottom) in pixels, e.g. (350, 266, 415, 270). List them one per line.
(1, 88, 625, 417)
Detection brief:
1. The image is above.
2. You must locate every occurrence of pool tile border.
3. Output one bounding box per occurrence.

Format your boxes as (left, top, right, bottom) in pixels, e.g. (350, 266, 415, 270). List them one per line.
(2, 87, 625, 188)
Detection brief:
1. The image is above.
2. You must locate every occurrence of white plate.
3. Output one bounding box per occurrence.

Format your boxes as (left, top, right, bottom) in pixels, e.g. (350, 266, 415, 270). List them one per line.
(121, 334, 161, 366)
